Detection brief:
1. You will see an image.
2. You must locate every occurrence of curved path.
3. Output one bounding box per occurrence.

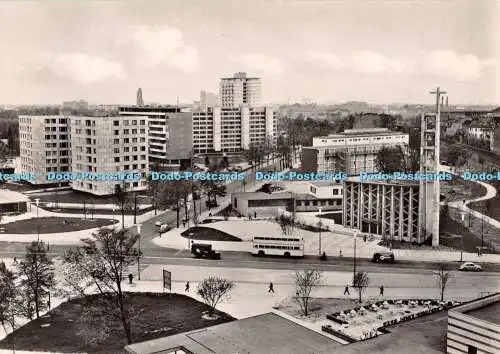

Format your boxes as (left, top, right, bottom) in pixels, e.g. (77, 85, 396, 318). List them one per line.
(444, 174, 500, 229)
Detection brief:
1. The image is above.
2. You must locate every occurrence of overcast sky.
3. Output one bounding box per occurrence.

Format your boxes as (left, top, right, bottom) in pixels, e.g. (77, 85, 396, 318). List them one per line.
(0, 0, 498, 105)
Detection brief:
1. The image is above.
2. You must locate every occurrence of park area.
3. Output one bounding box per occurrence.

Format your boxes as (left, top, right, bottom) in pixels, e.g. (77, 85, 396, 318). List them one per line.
(0, 293, 235, 354)
(0, 216, 116, 234)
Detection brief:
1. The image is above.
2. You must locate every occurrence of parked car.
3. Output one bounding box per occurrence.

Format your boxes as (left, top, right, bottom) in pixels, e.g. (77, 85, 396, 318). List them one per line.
(372, 252, 395, 263)
(459, 262, 482, 272)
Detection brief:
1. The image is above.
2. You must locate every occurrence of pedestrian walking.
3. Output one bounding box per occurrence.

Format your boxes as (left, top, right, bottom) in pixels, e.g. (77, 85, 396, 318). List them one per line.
(128, 273, 133, 284)
(185, 281, 190, 292)
(363, 235, 367, 242)
(183, 220, 186, 228)
(268, 282, 274, 293)
(344, 285, 350, 295)
(380, 285, 384, 296)
(254, 211, 257, 219)
(13, 257, 17, 263)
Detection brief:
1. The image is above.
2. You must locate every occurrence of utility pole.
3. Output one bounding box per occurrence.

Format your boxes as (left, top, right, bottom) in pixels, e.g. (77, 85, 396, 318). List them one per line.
(352, 231, 357, 287)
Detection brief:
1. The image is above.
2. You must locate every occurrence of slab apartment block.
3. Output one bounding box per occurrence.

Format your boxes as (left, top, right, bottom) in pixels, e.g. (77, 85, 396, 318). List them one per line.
(219, 72, 261, 108)
(70, 115, 149, 195)
(19, 115, 71, 184)
(119, 105, 277, 165)
(301, 128, 409, 175)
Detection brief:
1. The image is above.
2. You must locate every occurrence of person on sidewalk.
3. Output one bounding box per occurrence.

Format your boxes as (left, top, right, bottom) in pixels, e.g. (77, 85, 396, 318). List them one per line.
(185, 281, 190, 292)
(379, 285, 384, 296)
(268, 282, 274, 293)
(128, 273, 133, 284)
(344, 285, 350, 295)
(13, 257, 17, 263)
(183, 220, 186, 228)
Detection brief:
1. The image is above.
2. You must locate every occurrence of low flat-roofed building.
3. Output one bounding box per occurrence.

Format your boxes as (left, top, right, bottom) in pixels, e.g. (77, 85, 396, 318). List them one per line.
(447, 293, 500, 354)
(124, 312, 341, 354)
(0, 189, 29, 215)
(231, 181, 343, 216)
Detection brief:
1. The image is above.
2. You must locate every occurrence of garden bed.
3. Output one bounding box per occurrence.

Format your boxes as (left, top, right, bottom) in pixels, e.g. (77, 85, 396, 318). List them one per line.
(0, 293, 235, 354)
(0, 217, 117, 234)
(181, 226, 242, 242)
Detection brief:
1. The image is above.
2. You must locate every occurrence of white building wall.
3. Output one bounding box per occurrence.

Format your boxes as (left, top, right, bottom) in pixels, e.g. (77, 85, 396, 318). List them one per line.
(265, 107, 275, 142)
(241, 106, 250, 149)
(212, 107, 222, 152)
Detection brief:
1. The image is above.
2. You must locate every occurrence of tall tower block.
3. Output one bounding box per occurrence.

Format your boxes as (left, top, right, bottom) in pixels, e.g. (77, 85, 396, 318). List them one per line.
(136, 88, 144, 106)
(419, 87, 445, 247)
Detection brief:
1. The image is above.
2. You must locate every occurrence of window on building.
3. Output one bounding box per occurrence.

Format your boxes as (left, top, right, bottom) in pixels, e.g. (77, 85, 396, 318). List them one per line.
(140, 120, 146, 125)
(114, 157, 120, 162)
(467, 346, 477, 354)
(113, 120, 119, 126)
(114, 130, 119, 135)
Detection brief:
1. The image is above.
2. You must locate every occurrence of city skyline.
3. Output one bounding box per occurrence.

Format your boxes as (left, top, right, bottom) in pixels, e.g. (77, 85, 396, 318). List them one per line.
(0, 0, 498, 105)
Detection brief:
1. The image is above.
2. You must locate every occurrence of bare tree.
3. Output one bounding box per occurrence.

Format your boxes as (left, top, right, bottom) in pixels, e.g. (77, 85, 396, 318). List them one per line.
(435, 263, 452, 301)
(276, 213, 295, 236)
(294, 270, 322, 316)
(197, 277, 235, 316)
(60, 227, 141, 344)
(353, 272, 369, 302)
(113, 184, 132, 228)
(16, 241, 55, 319)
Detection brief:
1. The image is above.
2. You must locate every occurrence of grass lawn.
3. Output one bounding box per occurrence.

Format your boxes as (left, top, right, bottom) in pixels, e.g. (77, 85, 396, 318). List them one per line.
(0, 293, 235, 354)
(181, 226, 242, 241)
(0, 217, 117, 234)
(41, 206, 154, 216)
(441, 176, 487, 203)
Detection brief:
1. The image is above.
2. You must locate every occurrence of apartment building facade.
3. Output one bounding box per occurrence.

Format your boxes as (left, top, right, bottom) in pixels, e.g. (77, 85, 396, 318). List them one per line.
(19, 115, 71, 184)
(119, 106, 193, 167)
(302, 128, 409, 175)
(219, 72, 261, 108)
(192, 105, 276, 154)
(70, 116, 149, 196)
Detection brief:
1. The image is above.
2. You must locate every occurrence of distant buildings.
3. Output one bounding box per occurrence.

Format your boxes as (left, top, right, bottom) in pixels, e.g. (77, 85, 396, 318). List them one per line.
(19, 115, 71, 184)
(199, 91, 218, 107)
(219, 72, 261, 108)
(301, 128, 409, 175)
(62, 100, 89, 112)
(70, 115, 149, 195)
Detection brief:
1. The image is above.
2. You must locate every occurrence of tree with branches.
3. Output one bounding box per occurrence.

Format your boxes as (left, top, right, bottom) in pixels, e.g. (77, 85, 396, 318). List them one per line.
(201, 179, 227, 206)
(0, 261, 17, 340)
(353, 272, 369, 303)
(16, 241, 55, 320)
(197, 277, 235, 316)
(276, 213, 295, 236)
(59, 227, 141, 344)
(294, 270, 322, 316)
(113, 184, 132, 228)
(435, 263, 452, 301)
(375, 146, 406, 173)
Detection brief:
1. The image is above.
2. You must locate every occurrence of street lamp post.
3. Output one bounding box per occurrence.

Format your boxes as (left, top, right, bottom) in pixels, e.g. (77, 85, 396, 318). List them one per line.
(136, 224, 142, 280)
(460, 211, 465, 262)
(352, 231, 357, 287)
(35, 198, 40, 242)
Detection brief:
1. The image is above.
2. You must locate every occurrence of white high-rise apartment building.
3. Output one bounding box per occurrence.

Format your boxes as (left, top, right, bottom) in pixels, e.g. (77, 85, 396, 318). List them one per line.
(19, 115, 71, 184)
(192, 106, 276, 153)
(219, 72, 261, 108)
(70, 116, 149, 195)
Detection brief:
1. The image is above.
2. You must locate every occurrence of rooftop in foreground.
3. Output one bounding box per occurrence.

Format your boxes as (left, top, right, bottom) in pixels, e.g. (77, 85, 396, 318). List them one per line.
(464, 299, 500, 325)
(124, 312, 341, 354)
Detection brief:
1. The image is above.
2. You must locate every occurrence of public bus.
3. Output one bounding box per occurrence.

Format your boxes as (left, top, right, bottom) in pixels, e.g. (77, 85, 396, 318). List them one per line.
(251, 236, 305, 258)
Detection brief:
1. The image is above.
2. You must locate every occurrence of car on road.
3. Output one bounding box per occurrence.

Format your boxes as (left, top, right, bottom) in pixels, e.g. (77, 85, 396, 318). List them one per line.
(459, 262, 482, 272)
(191, 243, 221, 260)
(155, 221, 170, 233)
(372, 251, 395, 263)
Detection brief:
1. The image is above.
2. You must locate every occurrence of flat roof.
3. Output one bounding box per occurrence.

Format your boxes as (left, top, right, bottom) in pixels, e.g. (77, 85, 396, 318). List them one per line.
(346, 176, 420, 186)
(316, 129, 407, 139)
(310, 181, 340, 187)
(232, 191, 293, 200)
(125, 312, 341, 354)
(0, 189, 29, 204)
(330, 310, 447, 354)
(465, 301, 500, 325)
